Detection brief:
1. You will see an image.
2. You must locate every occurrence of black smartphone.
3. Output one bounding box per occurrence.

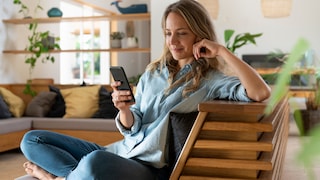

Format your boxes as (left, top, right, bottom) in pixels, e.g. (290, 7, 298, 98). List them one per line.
(110, 66, 135, 103)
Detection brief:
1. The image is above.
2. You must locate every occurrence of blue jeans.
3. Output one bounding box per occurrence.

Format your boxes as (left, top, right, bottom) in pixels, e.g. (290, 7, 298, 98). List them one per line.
(20, 130, 168, 180)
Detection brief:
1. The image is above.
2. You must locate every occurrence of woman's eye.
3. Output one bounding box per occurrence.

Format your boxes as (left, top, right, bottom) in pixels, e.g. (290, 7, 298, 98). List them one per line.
(177, 32, 187, 36)
(165, 31, 188, 37)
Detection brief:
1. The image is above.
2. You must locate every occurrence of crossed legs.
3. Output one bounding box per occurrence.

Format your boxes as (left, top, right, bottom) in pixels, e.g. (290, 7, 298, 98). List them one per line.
(20, 130, 157, 180)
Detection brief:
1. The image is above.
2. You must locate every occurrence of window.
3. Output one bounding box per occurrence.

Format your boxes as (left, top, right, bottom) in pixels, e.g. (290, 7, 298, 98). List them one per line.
(59, 1, 110, 84)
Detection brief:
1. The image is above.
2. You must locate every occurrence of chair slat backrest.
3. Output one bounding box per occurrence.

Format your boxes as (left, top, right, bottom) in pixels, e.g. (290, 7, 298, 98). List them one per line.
(170, 98, 289, 180)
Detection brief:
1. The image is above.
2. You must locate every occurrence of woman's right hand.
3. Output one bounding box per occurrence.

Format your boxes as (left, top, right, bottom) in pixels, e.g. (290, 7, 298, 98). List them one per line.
(111, 81, 135, 111)
(111, 81, 135, 129)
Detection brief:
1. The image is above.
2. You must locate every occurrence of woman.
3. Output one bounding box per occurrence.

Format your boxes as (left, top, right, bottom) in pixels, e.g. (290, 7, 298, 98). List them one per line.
(20, 0, 270, 180)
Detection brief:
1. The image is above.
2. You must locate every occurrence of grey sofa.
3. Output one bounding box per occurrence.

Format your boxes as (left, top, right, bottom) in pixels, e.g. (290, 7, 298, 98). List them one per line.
(0, 84, 123, 153)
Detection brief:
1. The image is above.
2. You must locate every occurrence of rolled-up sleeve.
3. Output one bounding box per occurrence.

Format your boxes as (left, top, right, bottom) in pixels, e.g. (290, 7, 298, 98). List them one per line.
(207, 72, 252, 102)
(115, 106, 143, 136)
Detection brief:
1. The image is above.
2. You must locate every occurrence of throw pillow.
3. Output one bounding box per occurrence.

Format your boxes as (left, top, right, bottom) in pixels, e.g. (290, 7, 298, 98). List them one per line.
(92, 86, 119, 119)
(25, 91, 57, 117)
(0, 95, 12, 119)
(60, 85, 100, 118)
(0, 87, 25, 117)
(168, 111, 198, 172)
(47, 85, 66, 117)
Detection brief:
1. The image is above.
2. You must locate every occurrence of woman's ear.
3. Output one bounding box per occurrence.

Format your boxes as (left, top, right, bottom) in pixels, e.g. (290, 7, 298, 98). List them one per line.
(196, 37, 202, 42)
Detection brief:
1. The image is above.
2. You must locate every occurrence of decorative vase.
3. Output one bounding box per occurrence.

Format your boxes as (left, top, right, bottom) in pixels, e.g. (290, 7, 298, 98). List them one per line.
(110, 39, 122, 48)
(47, 7, 63, 17)
(126, 37, 138, 48)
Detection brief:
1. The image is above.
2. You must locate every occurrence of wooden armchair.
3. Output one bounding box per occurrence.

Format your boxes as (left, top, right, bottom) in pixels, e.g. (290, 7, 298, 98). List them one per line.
(170, 98, 289, 180)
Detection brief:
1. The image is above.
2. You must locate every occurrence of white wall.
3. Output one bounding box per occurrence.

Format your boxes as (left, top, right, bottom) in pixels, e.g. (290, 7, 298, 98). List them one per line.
(151, 0, 320, 64)
(0, 0, 60, 83)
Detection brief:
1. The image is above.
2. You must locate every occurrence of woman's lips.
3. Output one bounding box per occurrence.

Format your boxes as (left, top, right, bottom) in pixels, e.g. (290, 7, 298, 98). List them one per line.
(172, 47, 183, 53)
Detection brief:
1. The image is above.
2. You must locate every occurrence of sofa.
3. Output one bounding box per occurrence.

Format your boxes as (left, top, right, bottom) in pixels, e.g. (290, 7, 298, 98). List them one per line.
(0, 83, 124, 153)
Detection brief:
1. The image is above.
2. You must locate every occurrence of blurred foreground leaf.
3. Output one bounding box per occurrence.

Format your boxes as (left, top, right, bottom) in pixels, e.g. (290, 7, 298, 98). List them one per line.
(264, 38, 309, 114)
(264, 38, 320, 180)
(297, 125, 320, 180)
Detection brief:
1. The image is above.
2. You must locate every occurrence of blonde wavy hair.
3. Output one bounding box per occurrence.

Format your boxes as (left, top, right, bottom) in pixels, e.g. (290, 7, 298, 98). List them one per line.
(146, 0, 220, 97)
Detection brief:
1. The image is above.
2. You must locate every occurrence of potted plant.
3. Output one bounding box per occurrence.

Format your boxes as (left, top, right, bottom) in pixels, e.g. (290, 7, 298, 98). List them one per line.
(224, 29, 263, 54)
(128, 74, 142, 86)
(293, 70, 320, 135)
(110, 31, 125, 48)
(13, 0, 60, 96)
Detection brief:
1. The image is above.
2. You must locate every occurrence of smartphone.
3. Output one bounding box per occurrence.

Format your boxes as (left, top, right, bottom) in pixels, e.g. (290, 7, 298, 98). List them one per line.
(110, 66, 135, 103)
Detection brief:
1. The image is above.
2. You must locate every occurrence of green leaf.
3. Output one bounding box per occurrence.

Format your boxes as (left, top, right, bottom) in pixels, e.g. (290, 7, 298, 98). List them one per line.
(23, 83, 37, 97)
(37, 5, 43, 10)
(293, 110, 305, 136)
(29, 23, 33, 30)
(50, 56, 55, 63)
(13, 0, 21, 4)
(54, 44, 61, 50)
(224, 29, 235, 43)
(264, 38, 310, 114)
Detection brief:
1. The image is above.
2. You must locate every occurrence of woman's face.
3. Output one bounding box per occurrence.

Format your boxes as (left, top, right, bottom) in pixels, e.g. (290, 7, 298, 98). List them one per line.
(165, 12, 197, 67)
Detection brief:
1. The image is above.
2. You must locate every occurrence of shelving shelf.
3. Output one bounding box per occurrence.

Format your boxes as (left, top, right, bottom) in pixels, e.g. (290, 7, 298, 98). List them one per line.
(2, 13, 150, 24)
(2, 13, 151, 55)
(3, 48, 151, 54)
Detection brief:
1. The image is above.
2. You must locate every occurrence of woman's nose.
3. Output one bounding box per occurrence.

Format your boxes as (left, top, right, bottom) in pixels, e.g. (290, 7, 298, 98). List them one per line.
(169, 34, 178, 45)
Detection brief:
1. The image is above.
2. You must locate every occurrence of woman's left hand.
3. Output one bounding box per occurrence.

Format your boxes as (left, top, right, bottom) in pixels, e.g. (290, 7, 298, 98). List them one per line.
(193, 39, 222, 60)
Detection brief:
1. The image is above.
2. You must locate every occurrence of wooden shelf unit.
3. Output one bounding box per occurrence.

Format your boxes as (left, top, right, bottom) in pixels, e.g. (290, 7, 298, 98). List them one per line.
(2, 13, 151, 55)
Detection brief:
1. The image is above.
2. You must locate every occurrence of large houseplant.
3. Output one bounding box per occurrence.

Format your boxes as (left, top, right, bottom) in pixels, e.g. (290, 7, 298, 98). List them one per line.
(13, 0, 60, 96)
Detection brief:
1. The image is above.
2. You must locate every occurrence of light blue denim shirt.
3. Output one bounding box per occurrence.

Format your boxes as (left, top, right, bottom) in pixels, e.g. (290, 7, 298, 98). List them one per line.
(106, 63, 251, 168)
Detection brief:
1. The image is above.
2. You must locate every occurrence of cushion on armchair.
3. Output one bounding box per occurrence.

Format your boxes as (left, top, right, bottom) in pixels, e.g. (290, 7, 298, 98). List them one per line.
(168, 111, 198, 172)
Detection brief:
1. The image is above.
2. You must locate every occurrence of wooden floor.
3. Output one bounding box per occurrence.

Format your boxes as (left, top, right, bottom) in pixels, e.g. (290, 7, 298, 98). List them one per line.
(281, 119, 320, 180)
(0, 149, 27, 180)
(0, 121, 320, 180)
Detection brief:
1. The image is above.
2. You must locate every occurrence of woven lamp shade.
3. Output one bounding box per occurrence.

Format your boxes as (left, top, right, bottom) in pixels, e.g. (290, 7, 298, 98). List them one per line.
(197, 0, 219, 20)
(261, 0, 293, 18)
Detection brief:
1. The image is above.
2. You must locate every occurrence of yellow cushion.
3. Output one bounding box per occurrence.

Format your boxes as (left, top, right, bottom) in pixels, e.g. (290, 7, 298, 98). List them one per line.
(0, 87, 25, 117)
(60, 85, 100, 118)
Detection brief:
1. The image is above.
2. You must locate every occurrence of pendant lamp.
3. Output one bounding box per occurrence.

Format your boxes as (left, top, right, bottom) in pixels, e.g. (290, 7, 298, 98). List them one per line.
(197, 0, 219, 20)
(261, 0, 293, 18)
